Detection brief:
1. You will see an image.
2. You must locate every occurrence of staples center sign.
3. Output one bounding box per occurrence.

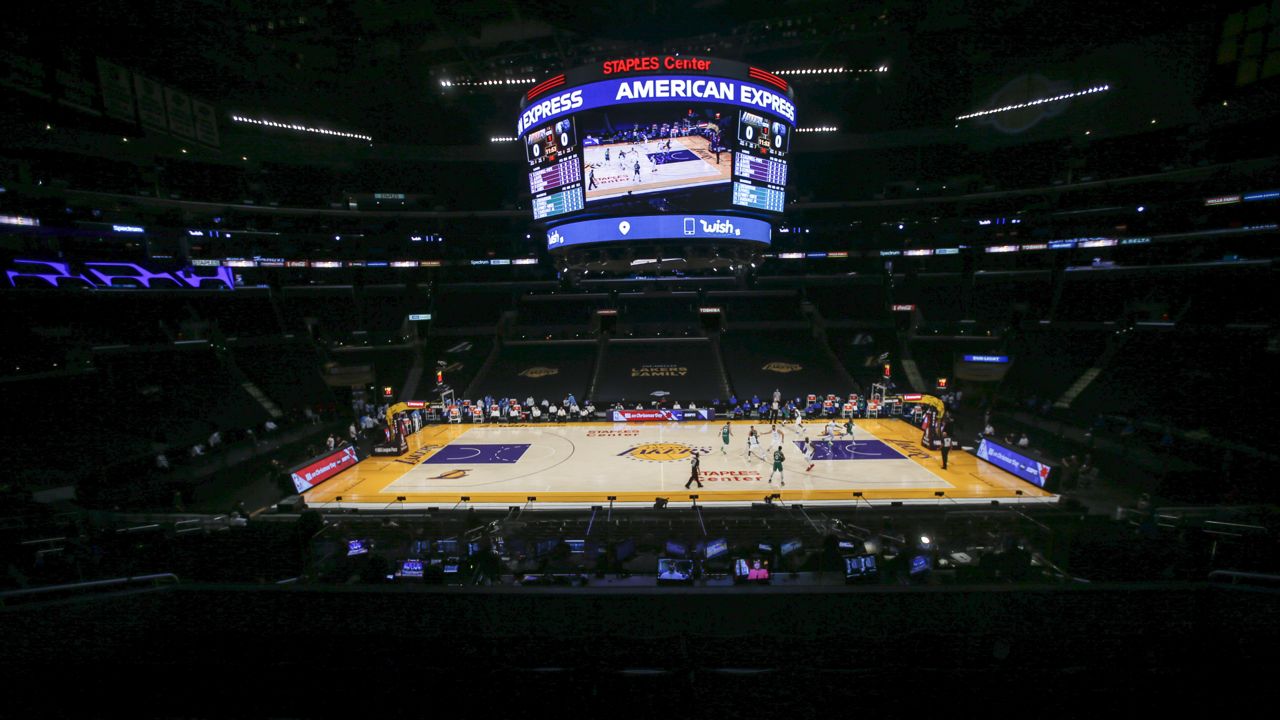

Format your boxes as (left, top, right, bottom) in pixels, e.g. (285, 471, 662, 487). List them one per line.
(602, 56, 713, 75)
(518, 75, 796, 135)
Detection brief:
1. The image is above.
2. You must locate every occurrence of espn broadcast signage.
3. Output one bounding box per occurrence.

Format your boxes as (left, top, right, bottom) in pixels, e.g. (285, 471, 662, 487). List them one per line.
(611, 408, 714, 422)
(289, 446, 359, 493)
(546, 214, 771, 249)
(517, 76, 796, 136)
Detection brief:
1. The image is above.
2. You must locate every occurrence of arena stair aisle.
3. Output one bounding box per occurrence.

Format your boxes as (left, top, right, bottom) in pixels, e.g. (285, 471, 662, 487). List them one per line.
(1054, 330, 1130, 409)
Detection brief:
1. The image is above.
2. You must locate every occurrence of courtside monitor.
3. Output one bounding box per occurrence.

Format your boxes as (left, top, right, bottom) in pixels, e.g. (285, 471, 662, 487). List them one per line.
(347, 539, 370, 557)
(658, 558, 695, 584)
(844, 554, 878, 580)
(910, 555, 932, 576)
(734, 557, 771, 584)
(665, 540, 688, 557)
(397, 560, 424, 578)
(704, 538, 729, 559)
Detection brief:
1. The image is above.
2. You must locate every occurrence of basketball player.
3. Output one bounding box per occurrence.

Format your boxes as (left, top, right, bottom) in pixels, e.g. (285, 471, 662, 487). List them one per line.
(720, 422, 733, 455)
(588, 166, 597, 190)
(685, 450, 703, 489)
(792, 406, 804, 433)
(801, 434, 816, 472)
(823, 418, 839, 453)
(844, 415, 855, 437)
(633, 160, 641, 182)
(762, 420, 783, 448)
(768, 446, 786, 486)
(604, 147, 610, 162)
(746, 426, 762, 460)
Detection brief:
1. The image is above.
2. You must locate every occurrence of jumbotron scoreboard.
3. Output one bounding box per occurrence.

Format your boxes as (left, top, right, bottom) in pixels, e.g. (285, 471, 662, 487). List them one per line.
(516, 56, 797, 253)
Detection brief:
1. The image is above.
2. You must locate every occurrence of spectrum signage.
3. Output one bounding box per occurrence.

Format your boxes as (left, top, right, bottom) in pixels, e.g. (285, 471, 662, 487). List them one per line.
(518, 76, 796, 135)
(547, 214, 771, 249)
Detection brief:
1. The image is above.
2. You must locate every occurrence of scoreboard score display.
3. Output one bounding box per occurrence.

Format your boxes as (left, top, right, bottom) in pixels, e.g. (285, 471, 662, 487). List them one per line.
(518, 56, 797, 238)
(526, 118, 585, 220)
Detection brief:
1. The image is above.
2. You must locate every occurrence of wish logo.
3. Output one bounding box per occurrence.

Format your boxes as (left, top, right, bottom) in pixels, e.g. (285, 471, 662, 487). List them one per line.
(618, 442, 712, 463)
(428, 469, 471, 480)
(547, 229, 565, 247)
(699, 219, 741, 236)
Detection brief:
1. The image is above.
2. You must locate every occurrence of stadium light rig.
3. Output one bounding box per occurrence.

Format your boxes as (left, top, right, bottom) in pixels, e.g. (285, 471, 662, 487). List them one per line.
(798, 126, 839, 133)
(773, 66, 887, 75)
(490, 136, 517, 143)
(440, 77, 537, 88)
(230, 115, 372, 142)
(956, 84, 1111, 121)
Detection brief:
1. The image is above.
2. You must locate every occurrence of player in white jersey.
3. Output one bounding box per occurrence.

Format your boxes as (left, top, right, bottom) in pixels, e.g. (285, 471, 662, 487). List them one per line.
(769, 424, 783, 451)
(800, 433, 816, 472)
(792, 406, 804, 433)
(823, 419, 839, 454)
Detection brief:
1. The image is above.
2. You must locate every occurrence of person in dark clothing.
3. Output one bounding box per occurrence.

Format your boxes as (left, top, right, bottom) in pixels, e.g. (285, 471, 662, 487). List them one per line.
(941, 433, 952, 470)
(685, 451, 703, 489)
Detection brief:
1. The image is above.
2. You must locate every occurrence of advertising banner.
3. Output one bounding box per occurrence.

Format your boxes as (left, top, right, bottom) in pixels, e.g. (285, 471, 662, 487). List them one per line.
(976, 438, 1052, 488)
(547, 214, 770, 249)
(290, 446, 359, 492)
(611, 408, 714, 422)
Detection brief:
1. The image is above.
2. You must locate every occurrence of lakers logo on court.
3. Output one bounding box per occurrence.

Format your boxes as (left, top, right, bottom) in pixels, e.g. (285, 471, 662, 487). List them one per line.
(618, 442, 711, 462)
(518, 366, 559, 378)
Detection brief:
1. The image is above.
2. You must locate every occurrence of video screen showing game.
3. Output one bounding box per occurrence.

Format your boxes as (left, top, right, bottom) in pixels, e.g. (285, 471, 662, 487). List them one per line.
(579, 105, 733, 208)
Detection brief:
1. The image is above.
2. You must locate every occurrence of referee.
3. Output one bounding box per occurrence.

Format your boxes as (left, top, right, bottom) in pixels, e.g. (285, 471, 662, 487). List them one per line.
(685, 450, 703, 489)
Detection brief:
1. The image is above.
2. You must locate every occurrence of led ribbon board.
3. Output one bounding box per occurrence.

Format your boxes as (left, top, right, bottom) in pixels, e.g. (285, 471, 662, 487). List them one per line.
(546, 214, 771, 249)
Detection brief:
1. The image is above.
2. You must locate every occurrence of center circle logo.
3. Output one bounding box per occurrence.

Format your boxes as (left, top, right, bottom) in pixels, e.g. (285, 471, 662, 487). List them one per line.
(619, 442, 706, 463)
(518, 366, 559, 378)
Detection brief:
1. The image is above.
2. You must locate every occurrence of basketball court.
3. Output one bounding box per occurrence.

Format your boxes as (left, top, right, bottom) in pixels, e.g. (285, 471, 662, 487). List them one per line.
(303, 419, 1056, 510)
(583, 135, 731, 201)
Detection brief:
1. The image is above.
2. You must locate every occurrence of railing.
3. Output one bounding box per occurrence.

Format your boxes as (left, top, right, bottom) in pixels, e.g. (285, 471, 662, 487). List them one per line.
(0, 573, 180, 608)
(1208, 570, 1280, 589)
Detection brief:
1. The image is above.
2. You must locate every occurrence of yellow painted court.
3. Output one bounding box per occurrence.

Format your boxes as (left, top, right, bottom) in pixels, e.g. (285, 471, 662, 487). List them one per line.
(303, 419, 1056, 510)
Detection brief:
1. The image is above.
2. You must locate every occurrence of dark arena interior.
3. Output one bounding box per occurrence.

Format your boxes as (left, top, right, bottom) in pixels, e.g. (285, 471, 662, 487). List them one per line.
(3, 1, 1280, 716)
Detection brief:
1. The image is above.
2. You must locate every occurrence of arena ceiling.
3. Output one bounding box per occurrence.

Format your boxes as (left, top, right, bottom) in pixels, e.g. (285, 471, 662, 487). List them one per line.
(2, 1, 1240, 145)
